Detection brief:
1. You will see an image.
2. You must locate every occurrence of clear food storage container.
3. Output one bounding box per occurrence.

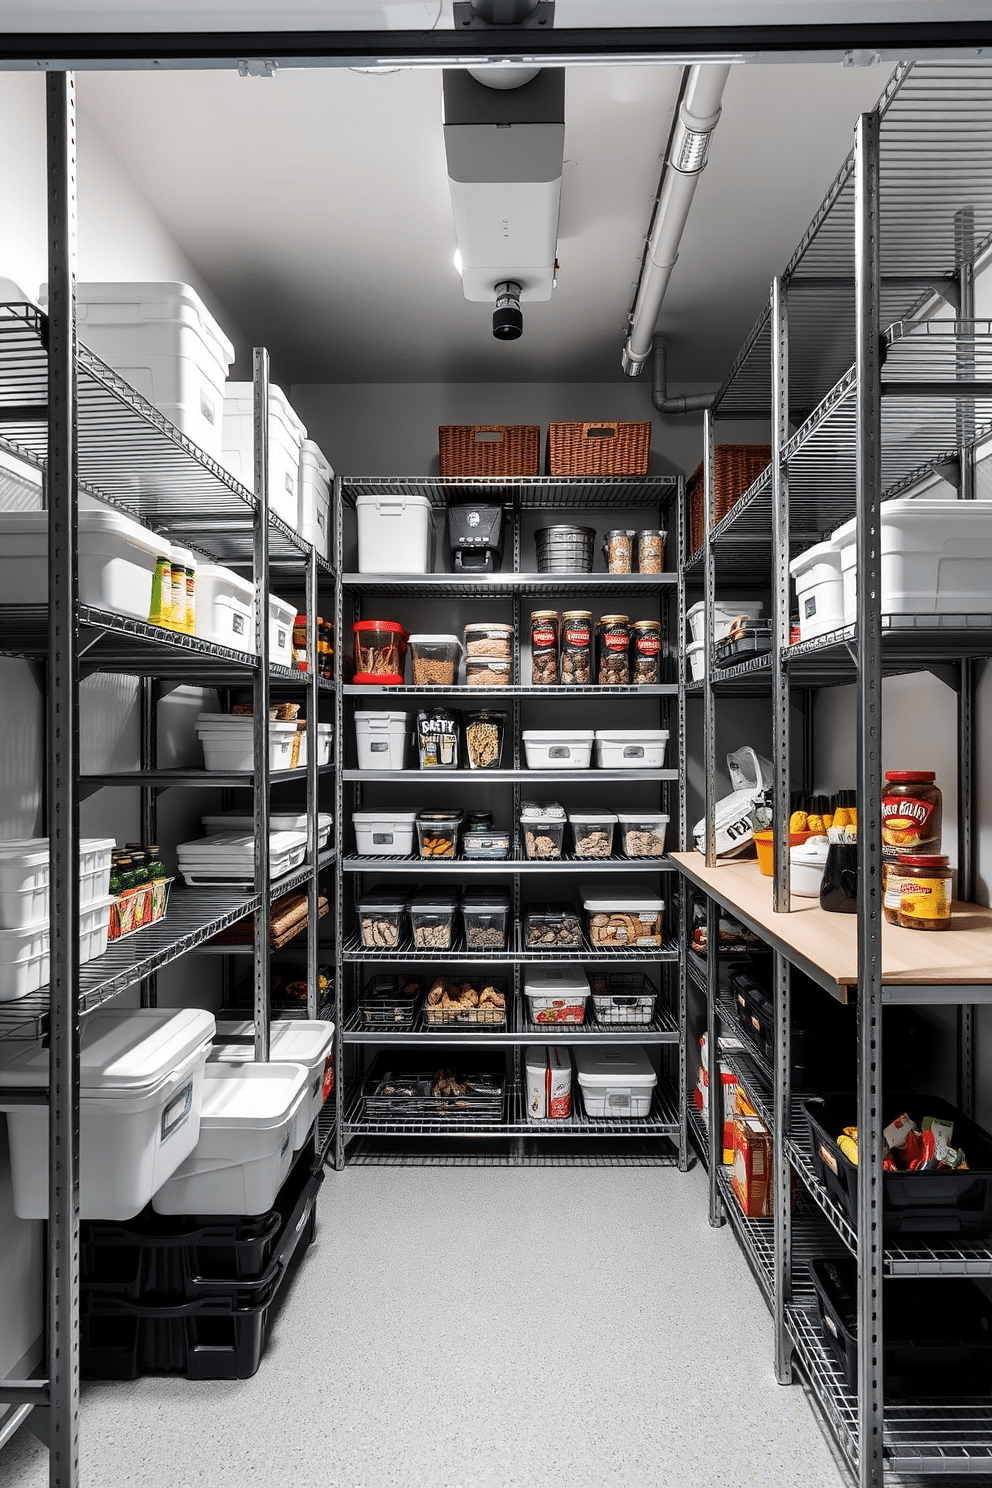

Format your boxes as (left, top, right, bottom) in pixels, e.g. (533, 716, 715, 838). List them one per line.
(463, 621, 514, 658)
(416, 810, 462, 859)
(588, 972, 657, 1026)
(582, 885, 665, 949)
(524, 901, 583, 950)
(353, 811, 417, 857)
(594, 729, 669, 769)
(352, 619, 408, 685)
(569, 812, 617, 859)
(408, 633, 463, 687)
(573, 1044, 657, 1118)
(461, 889, 511, 951)
(520, 803, 566, 860)
(464, 710, 506, 770)
(358, 974, 422, 1027)
(522, 729, 594, 770)
(617, 813, 670, 858)
(466, 656, 512, 688)
(357, 889, 408, 950)
(408, 891, 459, 950)
(525, 969, 590, 1025)
(463, 827, 511, 860)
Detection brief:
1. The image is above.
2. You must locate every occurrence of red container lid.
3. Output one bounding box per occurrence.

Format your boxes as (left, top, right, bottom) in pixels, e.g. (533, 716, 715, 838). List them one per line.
(353, 672, 405, 686)
(353, 620, 408, 637)
(896, 854, 949, 867)
(885, 770, 936, 783)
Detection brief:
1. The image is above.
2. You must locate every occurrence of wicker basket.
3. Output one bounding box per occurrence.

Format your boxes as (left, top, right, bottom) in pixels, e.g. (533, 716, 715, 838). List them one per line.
(438, 425, 540, 478)
(687, 445, 772, 555)
(546, 421, 651, 478)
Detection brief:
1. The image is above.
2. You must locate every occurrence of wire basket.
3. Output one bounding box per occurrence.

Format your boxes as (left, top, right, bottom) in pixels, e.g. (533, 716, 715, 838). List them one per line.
(686, 445, 771, 555)
(357, 975, 423, 1029)
(438, 425, 540, 477)
(422, 975, 507, 1028)
(588, 972, 658, 1026)
(108, 878, 173, 942)
(546, 421, 651, 477)
(362, 1061, 506, 1121)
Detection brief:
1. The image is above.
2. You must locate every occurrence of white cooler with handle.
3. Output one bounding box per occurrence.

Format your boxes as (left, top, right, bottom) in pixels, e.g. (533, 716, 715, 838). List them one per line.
(152, 1061, 309, 1216)
(210, 1019, 335, 1150)
(0, 508, 164, 621)
(0, 1008, 215, 1219)
(355, 490, 434, 574)
(833, 498, 992, 621)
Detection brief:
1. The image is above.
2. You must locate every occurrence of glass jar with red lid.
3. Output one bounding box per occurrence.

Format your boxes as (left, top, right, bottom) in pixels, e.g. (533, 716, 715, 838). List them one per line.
(352, 620, 408, 685)
(881, 769, 942, 861)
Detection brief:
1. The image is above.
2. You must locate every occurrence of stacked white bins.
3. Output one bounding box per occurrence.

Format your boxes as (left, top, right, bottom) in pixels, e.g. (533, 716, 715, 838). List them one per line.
(0, 508, 164, 622)
(210, 1019, 335, 1150)
(573, 1045, 657, 1119)
(299, 440, 332, 558)
(686, 599, 764, 683)
(196, 714, 300, 773)
(269, 593, 296, 667)
(0, 1008, 216, 1218)
(355, 489, 434, 574)
(832, 498, 992, 623)
(194, 564, 255, 653)
(788, 541, 846, 641)
(0, 838, 115, 1001)
(355, 712, 410, 771)
(72, 282, 234, 459)
(222, 383, 307, 531)
(152, 1062, 309, 1216)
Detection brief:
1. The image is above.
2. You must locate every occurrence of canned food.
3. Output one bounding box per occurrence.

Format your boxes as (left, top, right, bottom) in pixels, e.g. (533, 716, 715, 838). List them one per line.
(596, 614, 630, 686)
(631, 619, 662, 686)
(531, 609, 559, 686)
(560, 611, 592, 685)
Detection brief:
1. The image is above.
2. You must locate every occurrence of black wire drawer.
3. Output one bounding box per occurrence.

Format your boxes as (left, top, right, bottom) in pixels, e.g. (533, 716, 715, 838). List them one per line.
(362, 1058, 506, 1122)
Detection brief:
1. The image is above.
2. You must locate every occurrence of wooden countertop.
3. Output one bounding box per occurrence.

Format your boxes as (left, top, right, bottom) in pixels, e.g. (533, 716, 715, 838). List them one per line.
(671, 852, 992, 1001)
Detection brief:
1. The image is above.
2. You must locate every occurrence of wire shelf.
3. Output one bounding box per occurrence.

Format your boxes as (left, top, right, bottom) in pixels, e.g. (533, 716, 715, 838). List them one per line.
(344, 1139, 677, 1167)
(0, 604, 259, 680)
(340, 476, 679, 511)
(342, 996, 678, 1045)
(341, 1081, 680, 1139)
(341, 851, 675, 874)
(343, 683, 678, 698)
(341, 768, 677, 785)
(80, 763, 336, 793)
(716, 997, 773, 1086)
(341, 928, 680, 965)
(341, 571, 677, 598)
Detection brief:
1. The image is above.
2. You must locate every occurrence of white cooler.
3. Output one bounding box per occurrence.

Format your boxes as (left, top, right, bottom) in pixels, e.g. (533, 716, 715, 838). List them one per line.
(194, 563, 254, 653)
(0, 1008, 215, 1219)
(522, 730, 594, 770)
(833, 498, 992, 621)
(152, 1061, 309, 1216)
(594, 729, 669, 769)
(72, 281, 234, 458)
(0, 508, 164, 621)
(355, 489, 434, 574)
(573, 1044, 657, 1119)
(210, 1019, 334, 1151)
(353, 811, 417, 856)
(789, 540, 846, 640)
(354, 712, 410, 771)
(299, 440, 332, 558)
(222, 383, 307, 529)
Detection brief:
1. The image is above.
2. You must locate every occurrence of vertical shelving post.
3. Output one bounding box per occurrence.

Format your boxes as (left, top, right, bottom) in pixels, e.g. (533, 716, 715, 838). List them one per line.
(252, 348, 272, 1063)
(332, 475, 346, 1171)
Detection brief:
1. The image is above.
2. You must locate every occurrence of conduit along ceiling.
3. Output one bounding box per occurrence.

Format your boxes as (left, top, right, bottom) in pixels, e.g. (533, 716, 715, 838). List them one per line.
(72, 59, 888, 386)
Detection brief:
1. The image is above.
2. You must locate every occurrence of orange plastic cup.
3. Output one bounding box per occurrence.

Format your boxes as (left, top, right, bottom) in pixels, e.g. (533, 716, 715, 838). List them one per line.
(753, 828, 813, 877)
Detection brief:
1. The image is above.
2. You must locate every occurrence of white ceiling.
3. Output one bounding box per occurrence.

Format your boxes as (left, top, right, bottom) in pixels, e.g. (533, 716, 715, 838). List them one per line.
(77, 58, 886, 386)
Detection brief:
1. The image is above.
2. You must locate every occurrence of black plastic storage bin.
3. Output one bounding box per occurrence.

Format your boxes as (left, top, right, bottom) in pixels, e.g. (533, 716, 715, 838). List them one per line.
(727, 963, 774, 1063)
(803, 1092, 992, 1237)
(809, 1258, 992, 1398)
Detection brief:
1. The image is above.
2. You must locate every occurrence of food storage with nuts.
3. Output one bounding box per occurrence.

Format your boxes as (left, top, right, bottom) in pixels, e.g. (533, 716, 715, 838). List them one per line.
(581, 885, 665, 949)
(617, 812, 669, 858)
(463, 621, 513, 658)
(530, 610, 559, 686)
(560, 611, 592, 684)
(352, 619, 408, 684)
(463, 710, 506, 769)
(407, 890, 459, 950)
(408, 633, 463, 687)
(596, 615, 630, 685)
(461, 888, 511, 951)
(416, 707, 459, 769)
(416, 810, 462, 859)
(466, 656, 513, 688)
(524, 901, 583, 949)
(569, 811, 617, 858)
(520, 800, 566, 860)
(358, 889, 408, 950)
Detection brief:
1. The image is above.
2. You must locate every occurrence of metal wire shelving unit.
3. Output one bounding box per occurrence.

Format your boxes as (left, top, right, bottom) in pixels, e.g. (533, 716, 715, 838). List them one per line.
(332, 472, 688, 1169)
(675, 59, 992, 1488)
(0, 75, 337, 1485)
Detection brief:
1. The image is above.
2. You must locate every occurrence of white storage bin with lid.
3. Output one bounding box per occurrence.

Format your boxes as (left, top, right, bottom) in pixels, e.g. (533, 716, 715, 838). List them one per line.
(687, 599, 764, 645)
(0, 508, 164, 621)
(833, 498, 992, 622)
(221, 382, 307, 529)
(193, 563, 255, 654)
(209, 1019, 334, 1151)
(355, 489, 434, 574)
(0, 1007, 215, 1218)
(0, 840, 49, 929)
(594, 729, 669, 769)
(353, 811, 417, 857)
(195, 714, 299, 773)
(201, 812, 332, 849)
(176, 830, 306, 886)
(269, 593, 296, 666)
(79, 894, 115, 964)
(355, 711, 409, 771)
(298, 440, 332, 558)
(687, 638, 706, 682)
(573, 1044, 657, 1118)
(152, 1061, 309, 1216)
(0, 920, 50, 1001)
(71, 282, 234, 458)
(525, 969, 590, 1025)
(522, 729, 594, 770)
(789, 540, 846, 641)
(79, 837, 116, 905)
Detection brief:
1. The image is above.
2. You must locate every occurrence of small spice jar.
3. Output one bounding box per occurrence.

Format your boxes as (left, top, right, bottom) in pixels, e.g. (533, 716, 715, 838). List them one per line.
(596, 615, 630, 686)
(631, 619, 662, 685)
(881, 770, 942, 860)
(560, 611, 592, 685)
(604, 529, 635, 574)
(637, 530, 665, 574)
(530, 610, 559, 686)
(896, 854, 952, 931)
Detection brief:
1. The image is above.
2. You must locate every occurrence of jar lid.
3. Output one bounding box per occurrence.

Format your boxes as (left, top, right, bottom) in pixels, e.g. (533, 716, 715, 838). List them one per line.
(598, 614, 630, 625)
(604, 529, 636, 539)
(638, 529, 666, 538)
(353, 619, 407, 636)
(897, 854, 949, 866)
(530, 610, 559, 621)
(885, 770, 936, 783)
(631, 619, 661, 630)
(561, 610, 592, 620)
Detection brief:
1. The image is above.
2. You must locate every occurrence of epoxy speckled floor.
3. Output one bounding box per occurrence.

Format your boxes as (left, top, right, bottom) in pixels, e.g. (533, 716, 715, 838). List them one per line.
(3, 1162, 844, 1488)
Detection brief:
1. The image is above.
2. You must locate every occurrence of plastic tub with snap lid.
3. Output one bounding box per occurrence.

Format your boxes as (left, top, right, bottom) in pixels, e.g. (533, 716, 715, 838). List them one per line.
(209, 1020, 334, 1151)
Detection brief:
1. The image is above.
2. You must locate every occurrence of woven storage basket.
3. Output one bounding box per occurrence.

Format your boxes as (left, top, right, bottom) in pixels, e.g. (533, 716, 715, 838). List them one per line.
(438, 425, 540, 478)
(687, 445, 772, 555)
(546, 421, 651, 478)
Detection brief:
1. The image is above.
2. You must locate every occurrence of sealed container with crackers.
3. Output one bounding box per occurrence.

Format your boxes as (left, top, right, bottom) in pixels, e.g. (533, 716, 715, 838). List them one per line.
(581, 884, 665, 949)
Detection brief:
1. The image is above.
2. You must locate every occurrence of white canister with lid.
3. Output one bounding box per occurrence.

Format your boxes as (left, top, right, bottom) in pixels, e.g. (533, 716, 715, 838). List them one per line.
(790, 836, 830, 898)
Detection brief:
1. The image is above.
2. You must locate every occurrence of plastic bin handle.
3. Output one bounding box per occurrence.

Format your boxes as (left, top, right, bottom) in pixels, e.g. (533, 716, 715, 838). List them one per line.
(374, 500, 408, 517)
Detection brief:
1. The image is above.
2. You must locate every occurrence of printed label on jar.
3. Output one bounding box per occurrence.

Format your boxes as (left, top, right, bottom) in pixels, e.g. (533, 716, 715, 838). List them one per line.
(883, 872, 905, 911)
(532, 623, 556, 648)
(635, 634, 661, 656)
(603, 631, 628, 651)
(899, 878, 950, 919)
(882, 793, 937, 849)
(564, 620, 591, 647)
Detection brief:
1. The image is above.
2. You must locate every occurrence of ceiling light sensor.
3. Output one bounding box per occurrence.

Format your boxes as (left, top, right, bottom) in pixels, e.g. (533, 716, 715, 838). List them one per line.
(493, 281, 523, 341)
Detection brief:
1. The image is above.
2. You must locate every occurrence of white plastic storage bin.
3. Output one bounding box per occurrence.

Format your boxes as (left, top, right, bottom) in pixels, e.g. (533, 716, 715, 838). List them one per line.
(0, 508, 164, 621)
(194, 564, 254, 653)
(0, 920, 50, 1001)
(269, 593, 296, 666)
(176, 830, 306, 887)
(522, 730, 594, 770)
(355, 712, 409, 771)
(72, 282, 234, 458)
(525, 969, 590, 1026)
(221, 382, 307, 529)
(201, 812, 332, 849)
(573, 1044, 657, 1119)
(0, 841, 49, 929)
(353, 811, 417, 857)
(594, 729, 669, 769)
(299, 440, 332, 558)
(210, 1019, 334, 1151)
(151, 1061, 309, 1217)
(195, 715, 299, 773)
(789, 540, 846, 641)
(687, 638, 706, 682)
(79, 894, 115, 964)
(687, 599, 764, 645)
(0, 1008, 215, 1219)
(79, 837, 115, 905)
(833, 498, 992, 622)
(355, 490, 434, 574)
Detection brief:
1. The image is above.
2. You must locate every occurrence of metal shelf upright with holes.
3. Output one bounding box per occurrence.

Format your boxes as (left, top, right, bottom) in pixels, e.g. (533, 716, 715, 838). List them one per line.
(675, 60, 992, 1487)
(0, 74, 336, 1487)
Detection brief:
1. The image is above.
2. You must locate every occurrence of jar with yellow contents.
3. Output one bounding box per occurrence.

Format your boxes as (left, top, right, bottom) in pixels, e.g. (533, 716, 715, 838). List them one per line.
(895, 853, 952, 931)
